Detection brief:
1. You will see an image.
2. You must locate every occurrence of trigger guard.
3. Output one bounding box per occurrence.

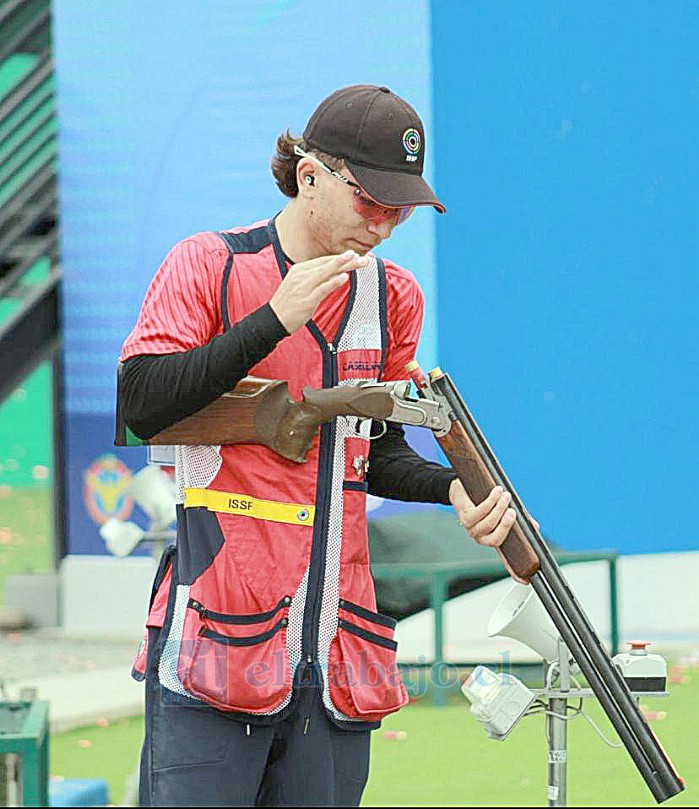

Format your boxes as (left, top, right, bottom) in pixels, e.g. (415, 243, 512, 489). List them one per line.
(361, 419, 387, 440)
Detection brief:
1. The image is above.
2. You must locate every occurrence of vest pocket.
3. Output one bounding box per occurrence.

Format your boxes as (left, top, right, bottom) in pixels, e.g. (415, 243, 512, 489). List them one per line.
(328, 599, 408, 720)
(178, 596, 292, 714)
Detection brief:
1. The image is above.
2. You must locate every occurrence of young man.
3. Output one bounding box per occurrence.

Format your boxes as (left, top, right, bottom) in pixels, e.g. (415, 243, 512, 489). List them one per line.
(119, 84, 518, 807)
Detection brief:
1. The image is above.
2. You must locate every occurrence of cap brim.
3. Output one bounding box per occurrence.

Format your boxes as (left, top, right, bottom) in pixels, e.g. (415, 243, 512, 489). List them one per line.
(346, 161, 446, 213)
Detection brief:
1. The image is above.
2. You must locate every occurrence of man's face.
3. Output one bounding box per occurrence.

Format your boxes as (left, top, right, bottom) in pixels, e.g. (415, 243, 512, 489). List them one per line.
(297, 154, 412, 256)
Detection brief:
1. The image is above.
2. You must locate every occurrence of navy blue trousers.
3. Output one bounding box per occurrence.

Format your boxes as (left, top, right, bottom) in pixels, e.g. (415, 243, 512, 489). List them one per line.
(139, 635, 371, 807)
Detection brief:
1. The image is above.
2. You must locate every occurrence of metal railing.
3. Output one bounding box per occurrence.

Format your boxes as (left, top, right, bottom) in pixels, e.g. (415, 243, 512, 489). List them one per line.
(372, 549, 619, 705)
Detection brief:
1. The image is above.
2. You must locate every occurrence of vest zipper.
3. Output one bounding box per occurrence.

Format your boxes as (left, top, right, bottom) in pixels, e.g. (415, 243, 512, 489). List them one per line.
(301, 342, 337, 670)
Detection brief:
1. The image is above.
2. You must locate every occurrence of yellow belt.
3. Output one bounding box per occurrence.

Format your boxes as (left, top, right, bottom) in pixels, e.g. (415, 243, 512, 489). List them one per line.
(183, 488, 315, 526)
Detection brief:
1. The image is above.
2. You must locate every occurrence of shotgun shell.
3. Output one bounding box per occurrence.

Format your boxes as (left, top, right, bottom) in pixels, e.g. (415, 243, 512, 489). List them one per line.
(405, 360, 428, 390)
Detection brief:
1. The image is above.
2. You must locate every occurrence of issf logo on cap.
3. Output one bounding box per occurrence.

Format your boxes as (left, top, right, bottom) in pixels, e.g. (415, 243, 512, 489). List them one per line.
(402, 127, 421, 162)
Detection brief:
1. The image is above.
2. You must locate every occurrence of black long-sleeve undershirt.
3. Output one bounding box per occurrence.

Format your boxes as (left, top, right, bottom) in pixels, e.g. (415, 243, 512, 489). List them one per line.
(119, 304, 287, 439)
(119, 302, 456, 505)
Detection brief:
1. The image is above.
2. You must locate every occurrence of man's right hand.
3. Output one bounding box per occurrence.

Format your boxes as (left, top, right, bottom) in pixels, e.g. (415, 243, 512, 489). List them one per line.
(270, 251, 368, 334)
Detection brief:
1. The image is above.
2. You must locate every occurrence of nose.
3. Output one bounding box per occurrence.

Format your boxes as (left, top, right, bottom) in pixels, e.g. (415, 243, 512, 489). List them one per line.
(366, 220, 395, 241)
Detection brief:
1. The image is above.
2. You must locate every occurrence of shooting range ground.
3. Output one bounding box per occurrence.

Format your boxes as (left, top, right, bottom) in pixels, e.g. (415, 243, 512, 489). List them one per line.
(0, 361, 54, 603)
(7, 367, 695, 805)
(50, 673, 698, 807)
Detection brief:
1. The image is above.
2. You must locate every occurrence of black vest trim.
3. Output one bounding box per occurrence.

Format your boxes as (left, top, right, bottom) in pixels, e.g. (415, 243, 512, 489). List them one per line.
(376, 257, 388, 381)
(218, 226, 273, 331)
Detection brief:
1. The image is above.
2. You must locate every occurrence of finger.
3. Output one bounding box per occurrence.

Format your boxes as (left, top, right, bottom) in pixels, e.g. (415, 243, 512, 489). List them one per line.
(470, 491, 512, 537)
(286, 254, 337, 274)
(473, 507, 517, 548)
(459, 485, 503, 529)
(313, 272, 350, 301)
(299, 253, 354, 269)
(448, 478, 475, 511)
(284, 254, 348, 282)
(312, 251, 366, 282)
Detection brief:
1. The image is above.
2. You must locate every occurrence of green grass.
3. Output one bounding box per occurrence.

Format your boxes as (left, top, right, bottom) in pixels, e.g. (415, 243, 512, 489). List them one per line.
(49, 673, 698, 807)
(0, 361, 55, 604)
(364, 684, 696, 807)
(0, 363, 54, 488)
(0, 487, 53, 603)
(50, 716, 143, 806)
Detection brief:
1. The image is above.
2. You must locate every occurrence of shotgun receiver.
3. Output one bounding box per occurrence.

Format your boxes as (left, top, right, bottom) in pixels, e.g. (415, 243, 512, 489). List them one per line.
(404, 360, 684, 804)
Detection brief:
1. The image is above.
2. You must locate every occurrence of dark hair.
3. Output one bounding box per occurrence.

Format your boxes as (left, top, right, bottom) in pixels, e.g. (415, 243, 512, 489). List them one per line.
(271, 129, 345, 198)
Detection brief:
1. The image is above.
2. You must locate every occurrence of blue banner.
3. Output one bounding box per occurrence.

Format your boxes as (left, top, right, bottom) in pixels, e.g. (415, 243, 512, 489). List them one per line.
(432, 1, 699, 553)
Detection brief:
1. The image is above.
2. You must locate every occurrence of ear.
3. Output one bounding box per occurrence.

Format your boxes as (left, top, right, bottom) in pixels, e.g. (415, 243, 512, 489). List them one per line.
(296, 158, 317, 197)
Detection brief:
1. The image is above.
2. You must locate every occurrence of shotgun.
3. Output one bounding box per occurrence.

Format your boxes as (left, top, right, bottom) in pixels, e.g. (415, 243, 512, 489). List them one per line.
(115, 375, 446, 463)
(404, 360, 684, 804)
(115, 366, 684, 801)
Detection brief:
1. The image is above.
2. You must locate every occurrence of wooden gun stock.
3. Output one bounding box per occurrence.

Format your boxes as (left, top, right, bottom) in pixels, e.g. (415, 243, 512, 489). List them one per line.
(436, 417, 541, 581)
(116, 375, 397, 463)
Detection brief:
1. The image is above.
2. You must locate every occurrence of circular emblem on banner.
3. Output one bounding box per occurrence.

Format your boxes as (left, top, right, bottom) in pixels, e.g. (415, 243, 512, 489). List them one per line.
(402, 127, 422, 156)
(83, 453, 134, 525)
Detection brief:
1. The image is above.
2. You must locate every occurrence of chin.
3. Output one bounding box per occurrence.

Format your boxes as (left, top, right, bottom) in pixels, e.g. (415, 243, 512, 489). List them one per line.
(350, 239, 377, 255)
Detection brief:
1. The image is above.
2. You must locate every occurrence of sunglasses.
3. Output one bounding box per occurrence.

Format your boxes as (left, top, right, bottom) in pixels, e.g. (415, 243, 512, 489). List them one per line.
(293, 145, 415, 226)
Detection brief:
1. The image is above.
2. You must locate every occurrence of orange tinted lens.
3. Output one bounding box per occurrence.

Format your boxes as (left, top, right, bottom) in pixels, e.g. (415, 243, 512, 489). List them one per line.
(352, 194, 415, 226)
(394, 205, 416, 225)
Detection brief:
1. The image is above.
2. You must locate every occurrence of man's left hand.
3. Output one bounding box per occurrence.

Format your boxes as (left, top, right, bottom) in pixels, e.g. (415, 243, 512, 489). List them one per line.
(448, 478, 540, 585)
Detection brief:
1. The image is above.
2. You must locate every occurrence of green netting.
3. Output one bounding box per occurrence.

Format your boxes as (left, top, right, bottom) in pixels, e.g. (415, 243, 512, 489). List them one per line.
(19, 256, 51, 285)
(0, 299, 20, 324)
(0, 98, 55, 160)
(0, 53, 37, 100)
(0, 118, 56, 186)
(0, 78, 54, 143)
(0, 149, 56, 207)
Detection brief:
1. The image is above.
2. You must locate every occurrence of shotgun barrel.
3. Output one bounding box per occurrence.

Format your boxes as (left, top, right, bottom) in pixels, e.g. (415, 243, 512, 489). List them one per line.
(412, 363, 683, 803)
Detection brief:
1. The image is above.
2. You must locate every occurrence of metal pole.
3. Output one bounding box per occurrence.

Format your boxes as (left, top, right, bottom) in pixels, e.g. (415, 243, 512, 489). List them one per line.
(608, 557, 619, 654)
(547, 640, 571, 806)
(4, 753, 20, 806)
(430, 570, 448, 706)
(0, 754, 7, 806)
(547, 698, 567, 807)
(51, 344, 66, 566)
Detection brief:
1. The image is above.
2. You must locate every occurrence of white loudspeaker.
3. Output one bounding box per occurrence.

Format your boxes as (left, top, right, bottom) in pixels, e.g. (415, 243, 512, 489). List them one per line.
(487, 582, 568, 663)
(100, 518, 145, 557)
(127, 465, 177, 531)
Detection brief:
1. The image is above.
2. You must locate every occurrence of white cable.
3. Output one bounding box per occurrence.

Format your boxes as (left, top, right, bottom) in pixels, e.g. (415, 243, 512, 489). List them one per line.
(537, 705, 623, 749)
(541, 709, 579, 721)
(577, 711, 624, 749)
(526, 699, 581, 718)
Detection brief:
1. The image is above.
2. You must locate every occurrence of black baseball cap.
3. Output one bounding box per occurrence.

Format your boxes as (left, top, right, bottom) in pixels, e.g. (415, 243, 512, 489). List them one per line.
(303, 84, 445, 213)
